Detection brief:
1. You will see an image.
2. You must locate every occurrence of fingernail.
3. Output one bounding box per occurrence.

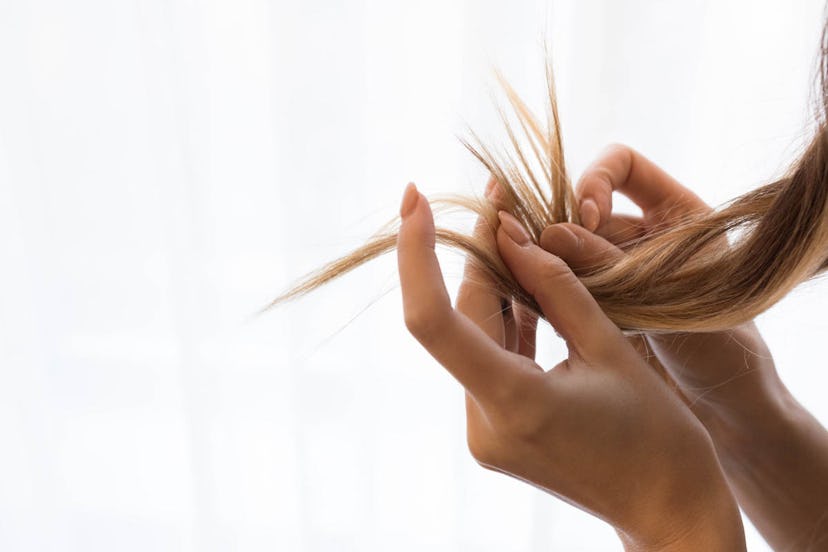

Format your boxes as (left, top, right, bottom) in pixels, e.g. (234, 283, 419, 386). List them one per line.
(400, 182, 418, 218)
(580, 198, 599, 232)
(541, 224, 580, 254)
(498, 211, 531, 246)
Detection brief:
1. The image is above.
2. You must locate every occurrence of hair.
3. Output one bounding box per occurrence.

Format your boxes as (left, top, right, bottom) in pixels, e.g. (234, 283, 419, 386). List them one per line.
(267, 24, 828, 334)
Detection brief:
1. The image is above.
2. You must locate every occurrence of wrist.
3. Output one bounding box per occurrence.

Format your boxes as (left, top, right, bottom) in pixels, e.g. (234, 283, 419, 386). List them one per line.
(647, 323, 782, 438)
(618, 473, 745, 552)
(699, 374, 796, 471)
(701, 381, 828, 550)
(616, 430, 746, 552)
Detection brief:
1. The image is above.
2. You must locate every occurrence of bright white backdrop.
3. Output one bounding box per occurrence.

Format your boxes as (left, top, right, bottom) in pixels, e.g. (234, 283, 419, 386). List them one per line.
(1, 0, 827, 550)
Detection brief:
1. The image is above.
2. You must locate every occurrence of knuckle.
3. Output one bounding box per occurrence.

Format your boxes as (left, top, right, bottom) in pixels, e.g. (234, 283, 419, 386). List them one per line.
(603, 142, 633, 160)
(404, 303, 446, 344)
(488, 372, 533, 407)
(535, 256, 575, 294)
(488, 375, 548, 439)
(510, 417, 545, 443)
(540, 223, 580, 252)
(467, 374, 548, 468)
(580, 166, 615, 197)
(497, 402, 546, 441)
(579, 143, 632, 193)
(582, 164, 611, 184)
(557, 222, 585, 249)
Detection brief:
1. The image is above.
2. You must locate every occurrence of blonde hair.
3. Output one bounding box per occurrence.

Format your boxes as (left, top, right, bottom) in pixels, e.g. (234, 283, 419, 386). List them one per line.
(267, 31, 828, 334)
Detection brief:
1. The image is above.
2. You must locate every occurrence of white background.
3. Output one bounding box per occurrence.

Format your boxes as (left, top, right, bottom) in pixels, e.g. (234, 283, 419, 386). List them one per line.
(1, 0, 827, 550)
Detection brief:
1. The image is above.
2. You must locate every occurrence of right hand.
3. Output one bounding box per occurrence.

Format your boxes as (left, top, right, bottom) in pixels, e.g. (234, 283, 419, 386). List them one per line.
(545, 144, 783, 434)
(552, 144, 828, 550)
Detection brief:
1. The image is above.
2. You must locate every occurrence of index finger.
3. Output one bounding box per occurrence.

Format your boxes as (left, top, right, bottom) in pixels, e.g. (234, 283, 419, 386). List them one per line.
(396, 183, 534, 400)
(576, 144, 708, 232)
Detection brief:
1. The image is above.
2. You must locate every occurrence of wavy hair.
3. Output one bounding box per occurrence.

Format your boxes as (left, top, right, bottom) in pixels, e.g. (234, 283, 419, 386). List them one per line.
(267, 26, 828, 334)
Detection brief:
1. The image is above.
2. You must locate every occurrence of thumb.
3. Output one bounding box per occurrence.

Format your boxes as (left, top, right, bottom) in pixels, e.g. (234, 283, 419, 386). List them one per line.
(495, 211, 624, 360)
(539, 223, 625, 274)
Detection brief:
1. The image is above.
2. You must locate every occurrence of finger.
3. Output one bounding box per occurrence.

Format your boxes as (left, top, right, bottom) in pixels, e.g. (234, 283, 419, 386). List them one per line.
(496, 210, 624, 360)
(397, 183, 529, 397)
(486, 172, 531, 354)
(488, 179, 523, 349)
(502, 299, 530, 356)
(513, 302, 538, 358)
(576, 144, 707, 232)
(593, 214, 647, 247)
(456, 177, 505, 345)
(539, 223, 624, 274)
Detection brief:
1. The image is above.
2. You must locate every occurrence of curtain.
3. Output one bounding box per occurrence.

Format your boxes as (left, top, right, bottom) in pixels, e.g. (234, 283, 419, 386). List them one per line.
(1, 0, 825, 550)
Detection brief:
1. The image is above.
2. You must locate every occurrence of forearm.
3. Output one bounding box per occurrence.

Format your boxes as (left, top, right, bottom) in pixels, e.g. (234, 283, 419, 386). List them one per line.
(705, 381, 828, 551)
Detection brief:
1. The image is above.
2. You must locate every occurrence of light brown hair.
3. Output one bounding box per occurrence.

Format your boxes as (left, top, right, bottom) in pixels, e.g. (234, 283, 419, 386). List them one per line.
(267, 28, 828, 334)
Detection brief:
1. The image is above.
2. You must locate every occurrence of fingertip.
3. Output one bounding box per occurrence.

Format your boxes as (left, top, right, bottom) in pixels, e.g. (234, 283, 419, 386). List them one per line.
(495, 216, 554, 282)
(484, 175, 497, 197)
(495, 221, 524, 270)
(398, 185, 436, 250)
(579, 198, 600, 232)
(485, 177, 507, 211)
(495, 222, 511, 254)
(400, 182, 419, 218)
(497, 210, 532, 246)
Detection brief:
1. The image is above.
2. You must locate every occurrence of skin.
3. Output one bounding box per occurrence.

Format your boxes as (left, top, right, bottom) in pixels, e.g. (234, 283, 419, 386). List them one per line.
(396, 180, 746, 550)
(560, 144, 828, 551)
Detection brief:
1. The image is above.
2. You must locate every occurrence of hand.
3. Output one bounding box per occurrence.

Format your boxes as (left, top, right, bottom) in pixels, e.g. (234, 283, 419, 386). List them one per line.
(553, 144, 828, 550)
(558, 144, 780, 434)
(396, 181, 745, 551)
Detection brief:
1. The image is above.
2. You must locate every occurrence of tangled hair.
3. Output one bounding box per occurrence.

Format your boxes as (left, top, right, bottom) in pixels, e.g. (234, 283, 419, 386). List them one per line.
(268, 26, 828, 334)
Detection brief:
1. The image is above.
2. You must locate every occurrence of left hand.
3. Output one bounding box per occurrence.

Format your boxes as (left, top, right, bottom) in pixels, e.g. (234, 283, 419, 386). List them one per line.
(396, 180, 745, 551)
